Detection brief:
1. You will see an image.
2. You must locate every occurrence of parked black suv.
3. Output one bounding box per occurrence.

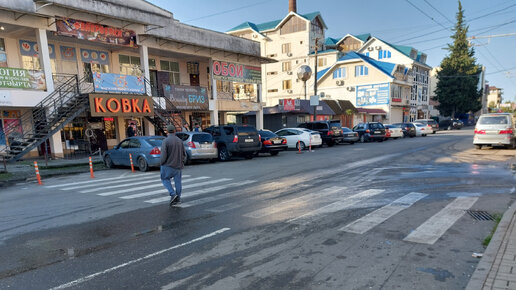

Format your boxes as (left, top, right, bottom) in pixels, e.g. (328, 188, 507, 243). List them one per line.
(204, 125, 261, 161)
(439, 118, 463, 130)
(352, 122, 386, 142)
(298, 120, 344, 146)
(392, 122, 417, 137)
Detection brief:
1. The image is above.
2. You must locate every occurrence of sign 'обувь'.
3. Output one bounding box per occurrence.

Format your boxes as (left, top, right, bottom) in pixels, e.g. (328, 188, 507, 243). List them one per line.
(89, 94, 154, 117)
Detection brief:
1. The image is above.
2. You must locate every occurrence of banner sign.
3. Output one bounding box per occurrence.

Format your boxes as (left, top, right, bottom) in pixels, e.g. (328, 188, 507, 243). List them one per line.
(56, 18, 137, 48)
(89, 94, 153, 117)
(164, 85, 209, 111)
(356, 83, 390, 107)
(60, 46, 77, 61)
(0, 67, 46, 90)
(212, 60, 261, 84)
(80, 48, 109, 65)
(19, 40, 55, 58)
(93, 73, 144, 94)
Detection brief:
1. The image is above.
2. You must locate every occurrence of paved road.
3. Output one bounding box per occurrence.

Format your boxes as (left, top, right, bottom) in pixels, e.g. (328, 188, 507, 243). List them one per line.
(0, 130, 514, 289)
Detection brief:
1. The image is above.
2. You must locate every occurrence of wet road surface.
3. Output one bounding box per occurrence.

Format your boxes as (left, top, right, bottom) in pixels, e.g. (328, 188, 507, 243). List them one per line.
(0, 129, 515, 289)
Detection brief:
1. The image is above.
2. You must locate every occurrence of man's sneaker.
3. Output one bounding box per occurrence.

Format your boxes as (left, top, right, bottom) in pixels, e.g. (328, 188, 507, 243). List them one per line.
(175, 196, 181, 204)
(169, 195, 178, 207)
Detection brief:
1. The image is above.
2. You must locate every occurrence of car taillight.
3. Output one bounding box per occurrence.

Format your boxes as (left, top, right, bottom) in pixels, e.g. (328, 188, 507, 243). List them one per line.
(187, 141, 196, 148)
(213, 142, 217, 148)
(233, 135, 238, 143)
(474, 129, 486, 135)
(366, 129, 370, 133)
(436, 124, 439, 128)
(259, 134, 261, 142)
(499, 129, 513, 134)
(150, 147, 161, 155)
(327, 131, 332, 136)
(263, 140, 272, 145)
(282, 138, 287, 144)
(427, 125, 432, 128)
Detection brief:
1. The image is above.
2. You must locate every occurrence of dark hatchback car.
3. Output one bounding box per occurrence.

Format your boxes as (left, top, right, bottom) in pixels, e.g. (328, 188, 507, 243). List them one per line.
(353, 122, 386, 142)
(439, 118, 463, 130)
(298, 120, 344, 146)
(341, 127, 359, 144)
(204, 125, 261, 161)
(392, 122, 417, 137)
(257, 130, 288, 156)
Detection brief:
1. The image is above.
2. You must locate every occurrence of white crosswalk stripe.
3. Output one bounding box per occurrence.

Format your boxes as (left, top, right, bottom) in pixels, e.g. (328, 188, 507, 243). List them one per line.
(288, 189, 385, 225)
(242, 186, 346, 218)
(144, 180, 256, 204)
(403, 196, 478, 245)
(340, 192, 428, 234)
(82, 176, 207, 194)
(44, 172, 157, 189)
(131, 178, 233, 202)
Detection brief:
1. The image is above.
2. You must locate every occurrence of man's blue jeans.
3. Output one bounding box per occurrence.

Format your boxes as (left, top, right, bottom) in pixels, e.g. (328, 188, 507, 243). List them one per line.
(160, 166, 182, 197)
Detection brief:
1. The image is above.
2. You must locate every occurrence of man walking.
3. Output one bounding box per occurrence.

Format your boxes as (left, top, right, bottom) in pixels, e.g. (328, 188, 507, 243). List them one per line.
(160, 124, 186, 206)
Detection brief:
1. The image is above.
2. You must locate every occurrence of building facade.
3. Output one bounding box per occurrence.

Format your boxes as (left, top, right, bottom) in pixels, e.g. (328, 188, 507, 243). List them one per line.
(0, 0, 270, 160)
(487, 86, 503, 110)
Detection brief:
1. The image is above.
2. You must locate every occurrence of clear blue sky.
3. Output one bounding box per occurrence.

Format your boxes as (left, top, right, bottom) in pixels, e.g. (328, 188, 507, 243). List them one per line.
(149, 0, 516, 102)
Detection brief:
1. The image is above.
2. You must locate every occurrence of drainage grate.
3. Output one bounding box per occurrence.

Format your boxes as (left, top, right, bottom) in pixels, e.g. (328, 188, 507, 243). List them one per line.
(466, 210, 495, 221)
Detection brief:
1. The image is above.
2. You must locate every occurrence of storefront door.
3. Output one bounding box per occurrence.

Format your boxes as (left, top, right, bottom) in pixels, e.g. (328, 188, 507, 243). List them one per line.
(190, 74, 200, 86)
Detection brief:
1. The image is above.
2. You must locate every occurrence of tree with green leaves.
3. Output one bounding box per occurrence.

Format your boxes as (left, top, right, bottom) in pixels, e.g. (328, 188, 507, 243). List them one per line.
(434, 1, 482, 117)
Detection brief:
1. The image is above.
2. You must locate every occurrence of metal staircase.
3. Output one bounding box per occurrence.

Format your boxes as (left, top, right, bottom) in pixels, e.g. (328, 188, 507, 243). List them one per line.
(1, 75, 92, 162)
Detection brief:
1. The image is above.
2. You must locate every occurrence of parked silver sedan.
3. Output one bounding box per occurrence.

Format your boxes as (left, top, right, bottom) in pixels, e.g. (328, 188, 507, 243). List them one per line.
(175, 131, 218, 164)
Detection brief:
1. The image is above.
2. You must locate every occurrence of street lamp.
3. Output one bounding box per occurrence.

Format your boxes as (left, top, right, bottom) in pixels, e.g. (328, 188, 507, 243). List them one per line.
(297, 65, 312, 100)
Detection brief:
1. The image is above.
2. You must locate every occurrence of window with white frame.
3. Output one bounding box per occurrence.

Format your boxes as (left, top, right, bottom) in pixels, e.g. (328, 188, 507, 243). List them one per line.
(282, 80, 292, 90)
(378, 50, 391, 59)
(160, 60, 180, 85)
(332, 67, 346, 79)
(318, 58, 326, 67)
(282, 61, 291, 72)
(282, 43, 291, 54)
(354, 65, 368, 76)
(119, 54, 141, 76)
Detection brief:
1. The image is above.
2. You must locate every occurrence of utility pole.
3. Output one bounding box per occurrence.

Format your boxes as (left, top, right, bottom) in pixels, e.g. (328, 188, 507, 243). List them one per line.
(313, 38, 319, 121)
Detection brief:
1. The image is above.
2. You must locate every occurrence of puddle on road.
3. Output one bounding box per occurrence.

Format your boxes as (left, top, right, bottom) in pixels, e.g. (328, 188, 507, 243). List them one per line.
(416, 267, 455, 282)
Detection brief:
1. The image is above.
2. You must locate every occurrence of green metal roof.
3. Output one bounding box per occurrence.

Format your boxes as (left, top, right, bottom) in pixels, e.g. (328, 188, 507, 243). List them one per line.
(227, 11, 322, 32)
(354, 33, 371, 42)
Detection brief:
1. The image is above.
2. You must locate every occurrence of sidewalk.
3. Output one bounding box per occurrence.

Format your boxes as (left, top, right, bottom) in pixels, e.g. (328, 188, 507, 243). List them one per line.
(467, 203, 516, 289)
(0, 155, 105, 187)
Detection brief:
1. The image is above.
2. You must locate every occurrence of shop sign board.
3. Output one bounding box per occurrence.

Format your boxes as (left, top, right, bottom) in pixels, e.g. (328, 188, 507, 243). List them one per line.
(212, 60, 261, 84)
(93, 73, 145, 94)
(89, 94, 154, 117)
(280, 99, 300, 111)
(56, 18, 137, 48)
(164, 85, 209, 111)
(356, 83, 390, 107)
(0, 67, 46, 90)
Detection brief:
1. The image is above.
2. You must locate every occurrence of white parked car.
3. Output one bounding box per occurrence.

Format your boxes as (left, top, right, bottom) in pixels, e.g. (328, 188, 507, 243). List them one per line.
(474, 113, 516, 149)
(413, 122, 432, 137)
(384, 124, 404, 139)
(275, 128, 322, 150)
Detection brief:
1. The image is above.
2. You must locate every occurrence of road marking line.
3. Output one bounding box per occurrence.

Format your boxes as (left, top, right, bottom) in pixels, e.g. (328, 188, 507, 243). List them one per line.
(242, 186, 346, 218)
(403, 196, 478, 245)
(48, 228, 231, 290)
(92, 176, 210, 195)
(340, 192, 428, 234)
(118, 178, 232, 203)
(161, 180, 257, 206)
(44, 172, 157, 188)
(288, 189, 385, 225)
(59, 174, 192, 191)
(79, 178, 164, 193)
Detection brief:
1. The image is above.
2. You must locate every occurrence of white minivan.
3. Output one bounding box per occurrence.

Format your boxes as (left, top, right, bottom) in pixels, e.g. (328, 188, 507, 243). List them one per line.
(473, 113, 515, 149)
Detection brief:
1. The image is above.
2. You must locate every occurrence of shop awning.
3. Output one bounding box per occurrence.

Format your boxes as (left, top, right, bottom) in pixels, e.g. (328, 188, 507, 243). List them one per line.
(357, 108, 387, 115)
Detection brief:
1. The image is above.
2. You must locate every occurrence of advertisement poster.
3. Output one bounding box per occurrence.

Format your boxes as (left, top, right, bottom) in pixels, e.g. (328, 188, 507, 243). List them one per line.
(0, 67, 46, 90)
(80, 48, 109, 65)
(356, 83, 390, 107)
(164, 85, 209, 111)
(212, 60, 262, 84)
(19, 40, 55, 58)
(93, 73, 145, 94)
(56, 18, 137, 48)
(60, 46, 77, 61)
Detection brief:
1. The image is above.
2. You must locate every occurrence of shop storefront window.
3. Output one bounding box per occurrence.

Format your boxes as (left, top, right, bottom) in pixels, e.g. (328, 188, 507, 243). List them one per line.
(0, 38, 7, 67)
(149, 59, 157, 70)
(1, 110, 23, 146)
(103, 117, 117, 139)
(120, 54, 141, 76)
(216, 80, 233, 100)
(160, 60, 180, 85)
(20, 40, 57, 73)
(83, 63, 109, 83)
(233, 82, 257, 101)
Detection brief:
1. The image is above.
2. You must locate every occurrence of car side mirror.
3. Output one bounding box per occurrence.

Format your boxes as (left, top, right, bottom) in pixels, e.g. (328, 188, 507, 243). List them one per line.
(115, 145, 120, 149)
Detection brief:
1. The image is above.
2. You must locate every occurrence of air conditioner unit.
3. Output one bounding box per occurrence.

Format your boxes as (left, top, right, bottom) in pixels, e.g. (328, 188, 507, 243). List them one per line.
(287, 89, 293, 93)
(287, 71, 293, 75)
(346, 86, 355, 91)
(375, 46, 382, 50)
(367, 47, 374, 51)
(336, 80, 344, 86)
(252, 34, 258, 38)
(287, 53, 293, 57)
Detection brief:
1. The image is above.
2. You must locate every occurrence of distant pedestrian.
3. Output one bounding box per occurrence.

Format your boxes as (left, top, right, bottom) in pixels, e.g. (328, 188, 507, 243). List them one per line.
(160, 124, 186, 206)
(126, 122, 136, 137)
(182, 122, 190, 132)
(193, 123, 202, 132)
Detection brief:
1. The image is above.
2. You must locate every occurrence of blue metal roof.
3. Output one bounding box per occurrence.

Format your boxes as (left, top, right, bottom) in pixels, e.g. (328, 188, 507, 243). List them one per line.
(227, 11, 322, 32)
(325, 37, 340, 46)
(354, 33, 371, 42)
(317, 51, 396, 80)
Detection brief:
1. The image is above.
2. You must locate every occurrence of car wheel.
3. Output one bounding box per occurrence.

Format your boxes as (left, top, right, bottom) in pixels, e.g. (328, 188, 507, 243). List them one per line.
(360, 135, 365, 143)
(296, 141, 306, 151)
(327, 140, 335, 147)
(270, 151, 279, 156)
(137, 157, 149, 172)
(475, 144, 482, 149)
(245, 153, 254, 160)
(432, 131, 436, 134)
(423, 134, 427, 137)
(218, 146, 231, 161)
(447, 125, 452, 130)
(349, 142, 355, 145)
(209, 158, 217, 163)
(377, 139, 383, 142)
(104, 155, 114, 168)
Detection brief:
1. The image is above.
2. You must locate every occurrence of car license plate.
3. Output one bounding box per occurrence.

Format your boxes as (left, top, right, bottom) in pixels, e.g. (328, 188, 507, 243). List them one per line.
(245, 139, 254, 143)
(374, 131, 380, 134)
(201, 144, 210, 148)
(273, 140, 281, 144)
(347, 133, 354, 137)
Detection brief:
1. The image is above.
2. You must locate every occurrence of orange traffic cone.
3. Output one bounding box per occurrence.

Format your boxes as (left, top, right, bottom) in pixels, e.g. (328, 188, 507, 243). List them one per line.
(129, 153, 135, 173)
(34, 161, 42, 185)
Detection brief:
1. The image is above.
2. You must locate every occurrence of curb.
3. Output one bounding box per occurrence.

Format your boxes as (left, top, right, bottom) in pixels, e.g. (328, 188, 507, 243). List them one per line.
(466, 204, 516, 289)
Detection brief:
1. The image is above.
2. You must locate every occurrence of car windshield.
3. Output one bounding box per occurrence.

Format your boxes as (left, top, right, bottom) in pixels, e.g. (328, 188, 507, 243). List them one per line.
(369, 123, 384, 129)
(342, 127, 352, 133)
(237, 126, 257, 136)
(192, 134, 213, 142)
(147, 138, 164, 147)
(259, 130, 276, 137)
(478, 116, 509, 125)
(414, 123, 425, 127)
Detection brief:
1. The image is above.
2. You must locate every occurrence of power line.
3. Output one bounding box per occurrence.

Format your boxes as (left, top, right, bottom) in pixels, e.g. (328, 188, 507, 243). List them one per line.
(405, 0, 450, 31)
(183, 0, 274, 23)
(423, 0, 454, 24)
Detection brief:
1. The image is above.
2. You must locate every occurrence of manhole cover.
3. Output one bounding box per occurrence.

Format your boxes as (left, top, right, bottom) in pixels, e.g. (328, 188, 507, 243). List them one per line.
(466, 210, 495, 221)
